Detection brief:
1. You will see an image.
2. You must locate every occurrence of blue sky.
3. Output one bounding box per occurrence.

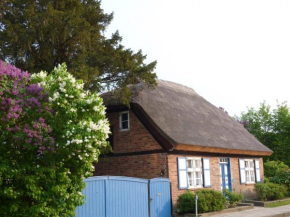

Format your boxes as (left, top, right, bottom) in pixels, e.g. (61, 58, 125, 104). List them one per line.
(102, 0, 290, 116)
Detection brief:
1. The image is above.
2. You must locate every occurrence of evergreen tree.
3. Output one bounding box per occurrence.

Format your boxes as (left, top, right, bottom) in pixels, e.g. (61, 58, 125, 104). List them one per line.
(0, 0, 157, 98)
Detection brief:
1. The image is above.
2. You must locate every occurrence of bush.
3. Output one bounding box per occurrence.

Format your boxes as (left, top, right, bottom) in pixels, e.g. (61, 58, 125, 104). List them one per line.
(264, 161, 290, 196)
(254, 182, 288, 201)
(223, 189, 243, 208)
(176, 191, 195, 214)
(177, 189, 227, 214)
(196, 189, 226, 213)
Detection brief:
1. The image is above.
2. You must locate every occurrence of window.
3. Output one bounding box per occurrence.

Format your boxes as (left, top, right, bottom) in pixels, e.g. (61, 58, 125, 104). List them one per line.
(219, 158, 228, 163)
(245, 159, 255, 183)
(177, 157, 211, 189)
(119, 111, 129, 131)
(239, 159, 261, 184)
(187, 158, 202, 188)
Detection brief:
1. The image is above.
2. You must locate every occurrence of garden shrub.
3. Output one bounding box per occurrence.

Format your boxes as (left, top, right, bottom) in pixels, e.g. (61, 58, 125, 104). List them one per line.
(176, 191, 195, 214)
(196, 189, 226, 213)
(264, 161, 290, 196)
(223, 189, 243, 208)
(254, 182, 288, 201)
(177, 189, 226, 214)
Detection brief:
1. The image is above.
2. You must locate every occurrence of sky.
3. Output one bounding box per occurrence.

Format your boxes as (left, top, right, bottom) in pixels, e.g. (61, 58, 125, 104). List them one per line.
(101, 0, 290, 117)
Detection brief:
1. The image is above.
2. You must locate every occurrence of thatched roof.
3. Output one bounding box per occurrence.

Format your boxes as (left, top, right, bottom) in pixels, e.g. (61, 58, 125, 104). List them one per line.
(102, 80, 273, 156)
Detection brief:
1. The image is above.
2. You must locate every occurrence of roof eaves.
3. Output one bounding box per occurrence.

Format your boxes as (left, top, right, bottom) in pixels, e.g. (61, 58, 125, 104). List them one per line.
(175, 143, 273, 156)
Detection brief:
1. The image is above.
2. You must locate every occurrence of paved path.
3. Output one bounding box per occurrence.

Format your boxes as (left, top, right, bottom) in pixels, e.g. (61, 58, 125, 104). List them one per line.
(211, 205, 290, 217)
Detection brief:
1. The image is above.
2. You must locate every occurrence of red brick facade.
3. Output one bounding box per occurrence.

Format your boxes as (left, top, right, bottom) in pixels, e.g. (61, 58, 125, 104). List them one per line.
(94, 110, 167, 178)
(94, 110, 265, 208)
(106, 111, 162, 153)
(94, 153, 168, 178)
(167, 154, 264, 207)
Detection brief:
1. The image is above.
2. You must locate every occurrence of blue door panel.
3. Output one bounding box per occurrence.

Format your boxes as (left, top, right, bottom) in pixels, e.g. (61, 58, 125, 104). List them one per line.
(150, 178, 172, 217)
(106, 178, 149, 217)
(76, 178, 106, 217)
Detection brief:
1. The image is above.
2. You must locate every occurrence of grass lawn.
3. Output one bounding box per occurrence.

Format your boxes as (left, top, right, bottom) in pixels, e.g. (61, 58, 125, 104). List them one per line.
(266, 198, 290, 208)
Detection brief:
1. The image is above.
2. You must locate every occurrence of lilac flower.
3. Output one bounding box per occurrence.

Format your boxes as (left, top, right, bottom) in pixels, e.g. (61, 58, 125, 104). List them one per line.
(27, 84, 44, 95)
(12, 89, 19, 95)
(1, 61, 57, 156)
(27, 97, 41, 107)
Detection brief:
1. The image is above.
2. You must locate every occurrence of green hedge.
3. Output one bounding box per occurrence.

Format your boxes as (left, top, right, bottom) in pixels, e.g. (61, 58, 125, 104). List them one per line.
(254, 182, 288, 201)
(177, 189, 226, 214)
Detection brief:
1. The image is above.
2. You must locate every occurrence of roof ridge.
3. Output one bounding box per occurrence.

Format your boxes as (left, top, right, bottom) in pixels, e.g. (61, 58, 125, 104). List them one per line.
(156, 79, 199, 96)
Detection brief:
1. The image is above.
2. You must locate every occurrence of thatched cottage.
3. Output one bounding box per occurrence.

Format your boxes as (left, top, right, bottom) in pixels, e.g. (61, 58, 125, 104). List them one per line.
(94, 80, 272, 207)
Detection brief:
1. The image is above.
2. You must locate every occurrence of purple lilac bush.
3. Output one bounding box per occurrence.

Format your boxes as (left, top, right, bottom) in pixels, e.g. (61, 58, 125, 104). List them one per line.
(0, 62, 110, 217)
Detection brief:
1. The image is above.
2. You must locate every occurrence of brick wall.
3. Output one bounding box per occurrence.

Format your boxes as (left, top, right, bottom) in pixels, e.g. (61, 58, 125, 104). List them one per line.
(168, 154, 264, 208)
(106, 111, 162, 153)
(94, 153, 168, 179)
(230, 157, 264, 198)
(167, 154, 221, 207)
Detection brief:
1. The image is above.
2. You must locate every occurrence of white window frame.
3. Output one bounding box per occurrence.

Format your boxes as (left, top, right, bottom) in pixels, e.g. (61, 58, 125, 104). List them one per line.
(219, 158, 228, 164)
(245, 159, 255, 184)
(186, 158, 203, 188)
(119, 111, 130, 131)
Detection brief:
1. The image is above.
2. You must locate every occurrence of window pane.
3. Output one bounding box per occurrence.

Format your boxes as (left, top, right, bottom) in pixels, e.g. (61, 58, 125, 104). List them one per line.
(196, 177, 202, 186)
(195, 172, 202, 186)
(122, 121, 128, 129)
(188, 172, 193, 187)
(195, 159, 201, 168)
(121, 113, 128, 121)
(220, 158, 228, 163)
(250, 170, 255, 182)
(187, 160, 193, 169)
(195, 172, 201, 179)
(246, 171, 250, 182)
(250, 161, 254, 168)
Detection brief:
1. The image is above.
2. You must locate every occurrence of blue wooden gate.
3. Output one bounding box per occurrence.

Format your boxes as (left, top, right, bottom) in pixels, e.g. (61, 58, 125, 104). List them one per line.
(150, 178, 172, 217)
(76, 176, 171, 217)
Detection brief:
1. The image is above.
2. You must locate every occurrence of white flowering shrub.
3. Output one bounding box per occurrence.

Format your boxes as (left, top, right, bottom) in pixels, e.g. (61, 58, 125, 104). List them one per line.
(25, 63, 110, 216)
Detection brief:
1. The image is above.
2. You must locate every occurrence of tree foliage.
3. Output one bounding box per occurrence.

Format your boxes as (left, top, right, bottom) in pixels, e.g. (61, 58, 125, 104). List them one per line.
(238, 102, 290, 165)
(264, 161, 289, 178)
(0, 61, 110, 216)
(0, 0, 157, 99)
